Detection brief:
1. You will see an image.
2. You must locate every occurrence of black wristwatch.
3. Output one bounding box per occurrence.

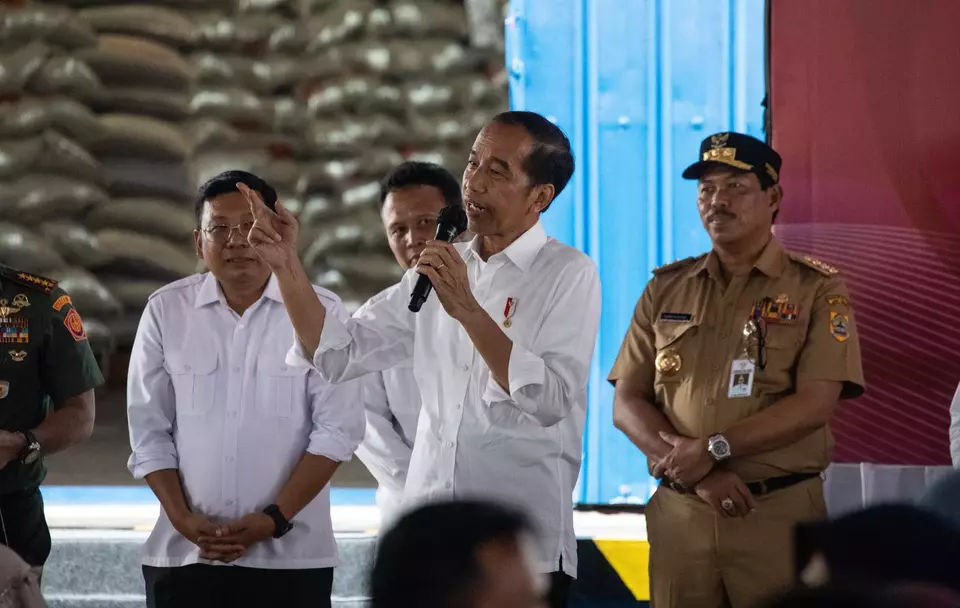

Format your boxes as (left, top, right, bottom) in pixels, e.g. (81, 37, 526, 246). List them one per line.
(262, 504, 293, 539)
(17, 431, 41, 465)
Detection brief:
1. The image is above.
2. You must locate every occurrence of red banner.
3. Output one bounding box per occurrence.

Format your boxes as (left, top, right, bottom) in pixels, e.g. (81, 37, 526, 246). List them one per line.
(770, 0, 960, 465)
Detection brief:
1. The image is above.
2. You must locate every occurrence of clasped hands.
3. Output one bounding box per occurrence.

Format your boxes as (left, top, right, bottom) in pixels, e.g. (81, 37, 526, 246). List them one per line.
(175, 512, 276, 564)
(653, 431, 756, 518)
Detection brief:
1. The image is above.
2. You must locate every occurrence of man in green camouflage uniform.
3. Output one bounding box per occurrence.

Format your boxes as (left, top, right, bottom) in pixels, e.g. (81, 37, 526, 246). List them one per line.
(0, 263, 103, 572)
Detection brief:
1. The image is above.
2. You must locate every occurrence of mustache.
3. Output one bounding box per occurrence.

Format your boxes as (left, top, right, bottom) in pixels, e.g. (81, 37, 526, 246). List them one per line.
(708, 211, 736, 221)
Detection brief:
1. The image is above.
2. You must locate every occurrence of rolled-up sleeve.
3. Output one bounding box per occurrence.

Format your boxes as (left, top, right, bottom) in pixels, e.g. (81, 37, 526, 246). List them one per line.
(305, 369, 365, 463)
(287, 278, 417, 384)
(481, 260, 602, 427)
(126, 299, 179, 479)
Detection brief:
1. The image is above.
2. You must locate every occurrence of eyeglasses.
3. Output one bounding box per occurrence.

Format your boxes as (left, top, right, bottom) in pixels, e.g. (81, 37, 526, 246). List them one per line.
(201, 221, 255, 244)
(743, 317, 767, 370)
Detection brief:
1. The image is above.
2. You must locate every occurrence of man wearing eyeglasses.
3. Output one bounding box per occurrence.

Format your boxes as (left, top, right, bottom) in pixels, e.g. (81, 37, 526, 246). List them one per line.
(608, 133, 865, 608)
(126, 170, 365, 608)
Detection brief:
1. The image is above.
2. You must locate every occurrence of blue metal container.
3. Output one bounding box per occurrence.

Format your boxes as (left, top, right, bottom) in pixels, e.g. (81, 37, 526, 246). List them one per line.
(506, 0, 767, 504)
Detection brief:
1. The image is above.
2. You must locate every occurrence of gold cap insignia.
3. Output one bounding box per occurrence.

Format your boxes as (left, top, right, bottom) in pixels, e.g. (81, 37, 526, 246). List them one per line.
(765, 163, 779, 183)
(11, 294, 29, 308)
(8, 350, 26, 362)
(710, 133, 730, 149)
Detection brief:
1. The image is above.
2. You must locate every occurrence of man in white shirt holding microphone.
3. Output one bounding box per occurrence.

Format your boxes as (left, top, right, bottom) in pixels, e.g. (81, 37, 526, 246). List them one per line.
(243, 111, 601, 608)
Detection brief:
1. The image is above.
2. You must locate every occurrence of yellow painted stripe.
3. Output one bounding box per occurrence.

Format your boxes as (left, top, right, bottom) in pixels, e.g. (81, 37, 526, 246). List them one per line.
(594, 539, 651, 601)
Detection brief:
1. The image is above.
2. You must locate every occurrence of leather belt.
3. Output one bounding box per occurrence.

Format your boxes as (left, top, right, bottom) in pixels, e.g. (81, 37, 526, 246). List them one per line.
(662, 472, 821, 496)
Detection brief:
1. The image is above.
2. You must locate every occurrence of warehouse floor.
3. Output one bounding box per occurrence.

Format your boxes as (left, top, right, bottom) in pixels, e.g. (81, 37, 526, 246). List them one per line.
(44, 385, 376, 488)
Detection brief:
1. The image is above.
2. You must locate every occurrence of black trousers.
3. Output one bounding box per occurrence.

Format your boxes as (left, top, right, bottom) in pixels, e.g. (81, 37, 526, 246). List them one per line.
(143, 564, 334, 608)
(548, 570, 573, 608)
(0, 487, 52, 567)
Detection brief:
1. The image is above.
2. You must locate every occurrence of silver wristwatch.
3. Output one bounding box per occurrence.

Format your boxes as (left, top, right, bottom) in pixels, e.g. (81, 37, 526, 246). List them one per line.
(707, 434, 731, 461)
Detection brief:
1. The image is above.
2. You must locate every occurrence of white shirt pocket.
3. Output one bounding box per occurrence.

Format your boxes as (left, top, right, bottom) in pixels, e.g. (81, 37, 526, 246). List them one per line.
(257, 355, 308, 418)
(165, 352, 219, 416)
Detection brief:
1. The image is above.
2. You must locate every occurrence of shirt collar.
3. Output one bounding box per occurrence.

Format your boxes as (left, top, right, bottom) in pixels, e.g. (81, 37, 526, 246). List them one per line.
(692, 234, 787, 281)
(465, 220, 548, 273)
(194, 273, 280, 308)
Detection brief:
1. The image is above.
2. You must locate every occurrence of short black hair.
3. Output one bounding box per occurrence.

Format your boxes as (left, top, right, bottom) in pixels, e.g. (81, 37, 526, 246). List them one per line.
(491, 111, 575, 211)
(371, 500, 533, 608)
(195, 170, 278, 227)
(379, 161, 462, 209)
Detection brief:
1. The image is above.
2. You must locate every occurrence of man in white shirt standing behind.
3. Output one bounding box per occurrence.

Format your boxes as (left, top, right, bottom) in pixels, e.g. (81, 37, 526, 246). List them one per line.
(357, 161, 464, 529)
(243, 111, 602, 608)
(126, 170, 365, 608)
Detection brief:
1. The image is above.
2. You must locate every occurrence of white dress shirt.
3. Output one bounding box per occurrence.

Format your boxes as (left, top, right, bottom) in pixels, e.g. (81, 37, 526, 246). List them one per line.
(950, 382, 960, 468)
(127, 273, 364, 569)
(356, 361, 421, 529)
(354, 286, 422, 529)
(289, 221, 601, 577)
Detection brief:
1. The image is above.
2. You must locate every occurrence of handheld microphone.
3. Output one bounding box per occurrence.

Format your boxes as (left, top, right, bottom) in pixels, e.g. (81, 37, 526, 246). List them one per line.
(408, 205, 468, 312)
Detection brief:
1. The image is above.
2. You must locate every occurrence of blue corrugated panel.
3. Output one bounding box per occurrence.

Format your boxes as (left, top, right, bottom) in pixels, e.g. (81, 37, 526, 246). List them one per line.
(507, 0, 767, 504)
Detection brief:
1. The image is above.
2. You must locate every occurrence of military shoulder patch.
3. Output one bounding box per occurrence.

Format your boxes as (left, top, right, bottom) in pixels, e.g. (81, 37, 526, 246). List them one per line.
(63, 308, 87, 342)
(0, 266, 58, 295)
(52, 295, 72, 312)
(652, 255, 704, 276)
(789, 253, 839, 276)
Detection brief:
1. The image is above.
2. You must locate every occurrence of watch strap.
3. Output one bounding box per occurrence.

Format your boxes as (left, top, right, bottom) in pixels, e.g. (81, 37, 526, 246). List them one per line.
(262, 504, 292, 539)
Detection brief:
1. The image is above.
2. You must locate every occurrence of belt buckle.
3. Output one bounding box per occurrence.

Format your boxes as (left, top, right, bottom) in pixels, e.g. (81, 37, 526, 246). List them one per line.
(757, 480, 769, 495)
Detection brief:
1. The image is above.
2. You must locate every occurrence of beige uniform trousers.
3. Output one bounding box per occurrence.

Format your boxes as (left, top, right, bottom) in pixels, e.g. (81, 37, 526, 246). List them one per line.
(645, 477, 827, 608)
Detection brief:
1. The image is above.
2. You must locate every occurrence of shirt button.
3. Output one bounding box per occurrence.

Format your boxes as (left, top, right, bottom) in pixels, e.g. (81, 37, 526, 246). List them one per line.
(445, 441, 454, 448)
(184, 364, 191, 371)
(460, 364, 468, 372)
(226, 456, 234, 463)
(232, 366, 240, 373)
(445, 482, 452, 489)
(711, 364, 720, 371)
(238, 324, 245, 330)
(706, 398, 715, 405)
(280, 365, 287, 372)
(455, 403, 461, 410)
(719, 332, 728, 339)
(226, 500, 234, 506)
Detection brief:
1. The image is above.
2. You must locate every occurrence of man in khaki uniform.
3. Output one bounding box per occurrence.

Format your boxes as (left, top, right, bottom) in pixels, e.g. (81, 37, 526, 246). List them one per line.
(609, 132, 865, 608)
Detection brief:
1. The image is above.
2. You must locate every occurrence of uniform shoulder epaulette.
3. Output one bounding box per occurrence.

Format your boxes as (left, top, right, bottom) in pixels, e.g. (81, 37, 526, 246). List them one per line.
(790, 253, 840, 276)
(0, 266, 58, 295)
(652, 255, 704, 276)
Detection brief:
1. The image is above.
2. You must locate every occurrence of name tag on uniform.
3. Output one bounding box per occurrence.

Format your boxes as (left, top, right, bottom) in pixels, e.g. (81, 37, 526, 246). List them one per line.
(659, 312, 692, 323)
(727, 358, 755, 398)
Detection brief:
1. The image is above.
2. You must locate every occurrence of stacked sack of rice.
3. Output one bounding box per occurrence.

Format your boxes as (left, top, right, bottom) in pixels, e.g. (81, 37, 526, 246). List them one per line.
(189, 0, 309, 230)
(63, 2, 208, 349)
(0, 2, 119, 368)
(298, 0, 508, 311)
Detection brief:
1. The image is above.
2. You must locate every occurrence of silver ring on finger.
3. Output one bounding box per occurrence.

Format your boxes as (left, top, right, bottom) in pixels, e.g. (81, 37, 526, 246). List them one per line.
(437, 263, 445, 269)
(721, 498, 735, 511)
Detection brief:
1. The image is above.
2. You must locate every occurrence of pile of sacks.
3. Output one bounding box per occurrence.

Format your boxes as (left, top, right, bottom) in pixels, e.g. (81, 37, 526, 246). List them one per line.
(0, 3, 124, 367)
(297, 0, 507, 310)
(1, 0, 507, 360)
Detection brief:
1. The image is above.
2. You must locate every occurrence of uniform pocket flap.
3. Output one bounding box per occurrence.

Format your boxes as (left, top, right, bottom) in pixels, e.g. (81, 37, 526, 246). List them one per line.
(653, 321, 699, 349)
(165, 351, 218, 375)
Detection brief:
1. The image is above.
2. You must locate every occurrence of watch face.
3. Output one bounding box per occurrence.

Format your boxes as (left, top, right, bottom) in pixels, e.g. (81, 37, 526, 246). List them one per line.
(711, 438, 731, 459)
